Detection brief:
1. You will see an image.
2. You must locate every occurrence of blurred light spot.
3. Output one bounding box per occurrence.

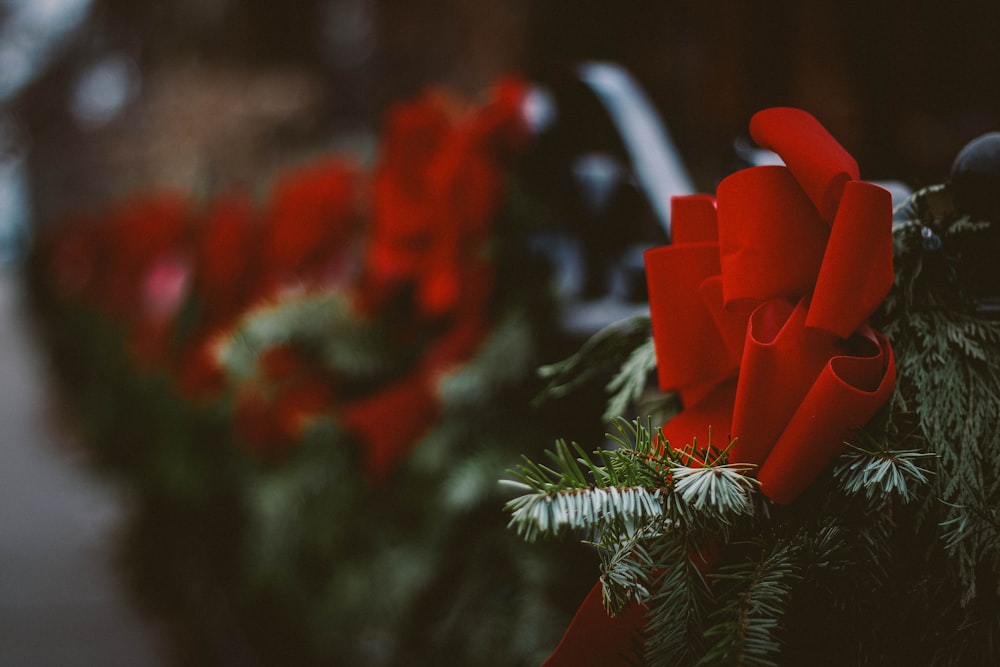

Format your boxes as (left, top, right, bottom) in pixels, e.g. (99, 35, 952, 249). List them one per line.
(572, 152, 625, 215)
(71, 54, 141, 128)
(16, 0, 92, 26)
(0, 0, 93, 103)
(0, 116, 31, 265)
(528, 233, 584, 300)
(578, 61, 695, 238)
(732, 138, 783, 167)
(0, 42, 34, 100)
(522, 85, 556, 135)
(142, 254, 192, 321)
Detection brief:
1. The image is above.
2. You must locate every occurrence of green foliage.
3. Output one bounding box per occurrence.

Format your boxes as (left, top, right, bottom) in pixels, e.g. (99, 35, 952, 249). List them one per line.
(537, 316, 653, 400)
(604, 336, 659, 420)
(879, 185, 1000, 603)
(696, 541, 799, 667)
(504, 418, 756, 544)
(834, 438, 935, 504)
(26, 253, 594, 667)
(536, 315, 680, 421)
(220, 292, 398, 382)
(672, 463, 758, 526)
(643, 537, 713, 665)
(508, 184, 1000, 665)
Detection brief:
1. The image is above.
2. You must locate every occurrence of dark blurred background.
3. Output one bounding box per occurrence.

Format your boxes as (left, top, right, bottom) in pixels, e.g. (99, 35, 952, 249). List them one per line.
(4, 0, 1000, 231)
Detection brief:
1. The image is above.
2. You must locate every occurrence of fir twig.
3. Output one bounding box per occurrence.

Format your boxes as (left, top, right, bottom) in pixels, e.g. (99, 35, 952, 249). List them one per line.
(643, 536, 714, 667)
(597, 526, 658, 616)
(503, 432, 669, 542)
(835, 440, 936, 504)
(672, 464, 759, 525)
(697, 541, 800, 667)
(535, 315, 651, 404)
(604, 336, 658, 421)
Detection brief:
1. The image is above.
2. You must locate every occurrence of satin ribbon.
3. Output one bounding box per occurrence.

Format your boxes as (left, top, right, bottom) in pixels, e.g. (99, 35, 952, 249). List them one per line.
(544, 107, 896, 665)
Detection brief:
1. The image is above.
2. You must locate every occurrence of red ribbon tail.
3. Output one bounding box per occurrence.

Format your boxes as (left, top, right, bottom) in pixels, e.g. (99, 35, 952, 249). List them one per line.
(543, 582, 645, 667)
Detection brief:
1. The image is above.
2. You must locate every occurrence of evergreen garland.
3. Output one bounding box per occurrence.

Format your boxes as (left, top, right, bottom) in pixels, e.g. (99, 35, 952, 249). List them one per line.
(22, 75, 606, 664)
(506, 182, 1000, 665)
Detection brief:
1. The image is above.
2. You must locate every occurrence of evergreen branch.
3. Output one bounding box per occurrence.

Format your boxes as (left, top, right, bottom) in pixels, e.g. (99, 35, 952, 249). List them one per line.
(217, 292, 394, 380)
(505, 423, 667, 494)
(643, 536, 714, 666)
(792, 520, 852, 580)
(502, 421, 672, 543)
(604, 416, 663, 459)
(504, 415, 757, 551)
(604, 337, 658, 421)
(504, 484, 666, 543)
(876, 189, 1000, 600)
(671, 465, 759, 526)
(939, 496, 1000, 602)
(597, 527, 658, 616)
(535, 315, 652, 403)
(697, 542, 800, 667)
(503, 418, 755, 546)
(835, 441, 936, 504)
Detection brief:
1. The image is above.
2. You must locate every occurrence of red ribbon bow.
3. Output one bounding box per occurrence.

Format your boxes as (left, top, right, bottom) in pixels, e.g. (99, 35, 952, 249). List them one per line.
(647, 106, 896, 503)
(544, 107, 896, 666)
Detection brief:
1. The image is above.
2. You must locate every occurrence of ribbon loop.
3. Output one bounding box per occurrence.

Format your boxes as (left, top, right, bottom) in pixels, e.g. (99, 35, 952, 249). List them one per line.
(757, 329, 896, 503)
(717, 165, 829, 307)
(646, 196, 735, 395)
(728, 298, 844, 467)
(808, 180, 895, 338)
(749, 107, 860, 222)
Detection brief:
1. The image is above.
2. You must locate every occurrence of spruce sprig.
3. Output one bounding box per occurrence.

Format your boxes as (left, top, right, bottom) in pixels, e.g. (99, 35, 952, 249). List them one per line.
(503, 418, 756, 544)
(696, 541, 800, 667)
(604, 336, 658, 421)
(835, 439, 935, 503)
(536, 316, 653, 403)
(643, 536, 715, 666)
(504, 418, 764, 664)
